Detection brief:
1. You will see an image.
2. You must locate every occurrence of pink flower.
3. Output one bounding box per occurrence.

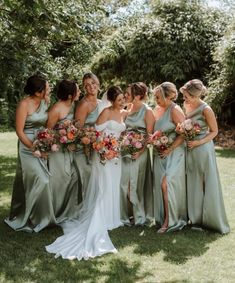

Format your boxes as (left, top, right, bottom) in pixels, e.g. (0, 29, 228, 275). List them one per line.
(59, 129, 67, 136)
(175, 123, 184, 134)
(124, 139, 130, 146)
(60, 136, 68, 144)
(135, 141, 143, 149)
(51, 144, 60, 152)
(184, 119, 193, 131)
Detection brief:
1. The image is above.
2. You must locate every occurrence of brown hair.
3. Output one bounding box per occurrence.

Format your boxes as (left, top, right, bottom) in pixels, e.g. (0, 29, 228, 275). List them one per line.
(130, 82, 148, 100)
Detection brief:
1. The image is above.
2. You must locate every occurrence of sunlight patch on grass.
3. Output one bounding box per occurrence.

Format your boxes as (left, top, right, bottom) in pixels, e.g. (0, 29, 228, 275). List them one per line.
(0, 133, 235, 283)
(0, 132, 17, 157)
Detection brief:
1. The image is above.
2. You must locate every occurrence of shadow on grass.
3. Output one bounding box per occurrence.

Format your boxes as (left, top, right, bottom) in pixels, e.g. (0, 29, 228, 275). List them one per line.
(0, 155, 16, 194)
(0, 200, 219, 283)
(0, 152, 224, 282)
(110, 225, 220, 265)
(0, 204, 148, 283)
(215, 148, 235, 158)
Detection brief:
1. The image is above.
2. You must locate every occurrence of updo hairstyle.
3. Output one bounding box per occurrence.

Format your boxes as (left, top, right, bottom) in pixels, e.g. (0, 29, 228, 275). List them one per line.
(107, 86, 123, 103)
(57, 80, 77, 101)
(154, 82, 178, 101)
(130, 82, 148, 100)
(24, 75, 46, 96)
(180, 79, 207, 98)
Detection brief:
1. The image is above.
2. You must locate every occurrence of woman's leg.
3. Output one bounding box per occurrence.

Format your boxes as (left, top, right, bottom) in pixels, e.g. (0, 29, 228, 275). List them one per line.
(158, 176, 168, 233)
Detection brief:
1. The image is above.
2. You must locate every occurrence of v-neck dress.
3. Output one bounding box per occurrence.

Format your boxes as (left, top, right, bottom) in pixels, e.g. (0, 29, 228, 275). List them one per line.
(186, 102, 230, 234)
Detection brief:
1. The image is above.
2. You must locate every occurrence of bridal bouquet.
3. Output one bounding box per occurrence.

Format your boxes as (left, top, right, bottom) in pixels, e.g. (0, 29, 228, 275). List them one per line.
(93, 132, 120, 165)
(55, 119, 79, 151)
(148, 130, 174, 153)
(120, 129, 146, 158)
(76, 125, 99, 162)
(176, 119, 201, 141)
(32, 128, 59, 157)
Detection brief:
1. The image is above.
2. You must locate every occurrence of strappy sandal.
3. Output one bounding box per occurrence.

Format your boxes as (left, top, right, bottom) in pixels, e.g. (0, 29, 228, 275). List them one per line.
(157, 227, 168, 234)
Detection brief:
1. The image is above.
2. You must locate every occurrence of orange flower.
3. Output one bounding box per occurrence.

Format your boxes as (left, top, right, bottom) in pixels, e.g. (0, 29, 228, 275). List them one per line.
(67, 132, 75, 140)
(81, 136, 91, 145)
(111, 139, 118, 147)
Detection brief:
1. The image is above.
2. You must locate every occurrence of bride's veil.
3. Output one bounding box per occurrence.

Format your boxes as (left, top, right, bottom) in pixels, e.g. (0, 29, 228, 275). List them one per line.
(98, 92, 111, 114)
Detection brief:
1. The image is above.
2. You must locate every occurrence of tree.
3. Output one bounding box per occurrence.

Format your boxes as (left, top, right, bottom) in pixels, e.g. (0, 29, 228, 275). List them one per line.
(0, 0, 133, 128)
(92, 0, 227, 88)
(206, 18, 235, 122)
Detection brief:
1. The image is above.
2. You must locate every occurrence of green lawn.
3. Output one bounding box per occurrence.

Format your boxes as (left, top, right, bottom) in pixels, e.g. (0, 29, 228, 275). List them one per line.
(0, 132, 235, 283)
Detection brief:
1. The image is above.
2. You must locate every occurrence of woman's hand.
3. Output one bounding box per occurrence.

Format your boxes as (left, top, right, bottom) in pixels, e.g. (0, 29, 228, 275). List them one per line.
(131, 147, 145, 160)
(159, 147, 172, 158)
(187, 140, 201, 149)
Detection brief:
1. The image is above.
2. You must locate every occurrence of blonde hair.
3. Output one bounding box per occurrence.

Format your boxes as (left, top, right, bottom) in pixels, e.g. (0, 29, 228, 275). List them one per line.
(154, 82, 178, 101)
(82, 72, 100, 87)
(180, 79, 206, 98)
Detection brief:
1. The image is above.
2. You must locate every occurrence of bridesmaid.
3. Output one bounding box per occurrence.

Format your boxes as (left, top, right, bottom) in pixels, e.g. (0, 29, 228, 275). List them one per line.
(5, 75, 56, 232)
(74, 72, 101, 199)
(152, 82, 187, 233)
(120, 82, 155, 226)
(47, 80, 80, 222)
(180, 79, 230, 234)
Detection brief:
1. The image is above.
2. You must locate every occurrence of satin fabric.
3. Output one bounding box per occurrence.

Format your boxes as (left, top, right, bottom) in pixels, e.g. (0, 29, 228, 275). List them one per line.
(74, 102, 101, 200)
(120, 104, 154, 225)
(186, 103, 230, 234)
(5, 100, 56, 232)
(153, 103, 187, 232)
(48, 104, 79, 222)
(46, 120, 125, 260)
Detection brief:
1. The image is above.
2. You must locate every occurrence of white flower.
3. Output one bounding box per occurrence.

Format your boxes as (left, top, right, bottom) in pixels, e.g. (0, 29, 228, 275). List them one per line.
(160, 136, 169, 144)
(184, 119, 193, 131)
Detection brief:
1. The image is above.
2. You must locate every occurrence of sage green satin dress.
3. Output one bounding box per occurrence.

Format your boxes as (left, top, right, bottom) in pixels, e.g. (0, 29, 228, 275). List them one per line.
(120, 104, 154, 226)
(5, 100, 56, 232)
(74, 104, 100, 200)
(153, 103, 187, 232)
(48, 104, 78, 222)
(186, 103, 230, 234)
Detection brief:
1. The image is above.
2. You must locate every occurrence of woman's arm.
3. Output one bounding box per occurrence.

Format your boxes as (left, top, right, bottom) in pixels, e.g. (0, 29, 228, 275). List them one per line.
(47, 104, 60, 129)
(145, 108, 155, 135)
(15, 100, 33, 149)
(75, 100, 88, 127)
(161, 106, 185, 157)
(187, 106, 218, 149)
(132, 108, 155, 160)
(96, 108, 110, 125)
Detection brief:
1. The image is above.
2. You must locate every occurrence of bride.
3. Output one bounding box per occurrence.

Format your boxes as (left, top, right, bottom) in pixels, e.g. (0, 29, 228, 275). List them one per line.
(46, 86, 127, 260)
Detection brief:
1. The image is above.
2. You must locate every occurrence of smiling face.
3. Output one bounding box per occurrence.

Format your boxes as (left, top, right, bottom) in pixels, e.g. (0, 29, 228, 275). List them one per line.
(124, 86, 133, 104)
(182, 90, 197, 105)
(41, 81, 51, 100)
(83, 77, 99, 96)
(113, 93, 125, 110)
(153, 89, 166, 107)
(73, 84, 81, 101)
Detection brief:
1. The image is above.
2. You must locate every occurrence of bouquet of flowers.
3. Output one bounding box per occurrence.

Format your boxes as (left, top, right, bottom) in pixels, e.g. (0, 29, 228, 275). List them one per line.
(32, 128, 59, 157)
(93, 132, 120, 165)
(120, 129, 146, 158)
(55, 119, 79, 151)
(76, 125, 99, 162)
(148, 130, 174, 153)
(176, 119, 201, 141)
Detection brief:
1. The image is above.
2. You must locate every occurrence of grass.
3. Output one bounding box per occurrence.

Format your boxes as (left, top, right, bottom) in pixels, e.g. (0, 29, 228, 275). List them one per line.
(0, 132, 235, 283)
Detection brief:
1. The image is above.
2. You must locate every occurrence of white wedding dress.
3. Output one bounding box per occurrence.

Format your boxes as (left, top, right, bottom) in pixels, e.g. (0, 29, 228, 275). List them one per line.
(46, 120, 126, 260)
